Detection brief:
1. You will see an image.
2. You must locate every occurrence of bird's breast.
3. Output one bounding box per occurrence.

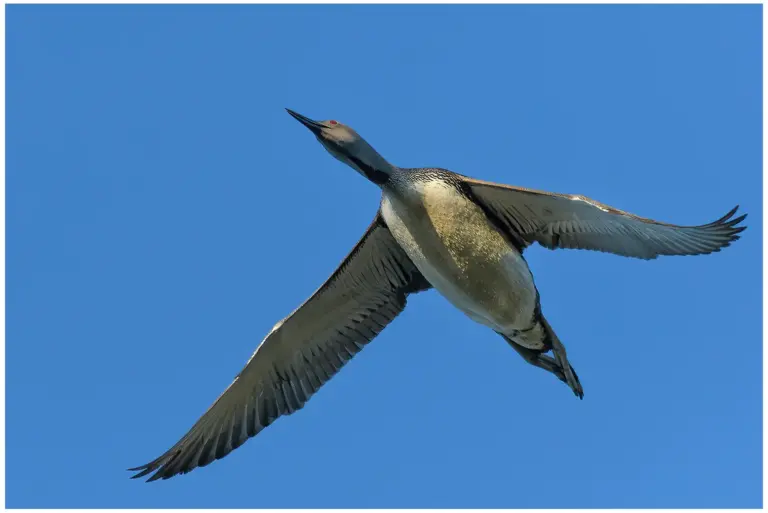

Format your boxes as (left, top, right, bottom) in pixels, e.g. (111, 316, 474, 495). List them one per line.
(381, 180, 538, 333)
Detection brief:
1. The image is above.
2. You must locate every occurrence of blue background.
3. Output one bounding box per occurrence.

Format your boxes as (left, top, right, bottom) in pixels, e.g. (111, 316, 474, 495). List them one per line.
(7, 4, 762, 508)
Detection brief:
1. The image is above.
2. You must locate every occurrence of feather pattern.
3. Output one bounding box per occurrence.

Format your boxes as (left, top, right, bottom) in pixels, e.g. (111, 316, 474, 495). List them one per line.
(462, 176, 746, 260)
(129, 213, 430, 481)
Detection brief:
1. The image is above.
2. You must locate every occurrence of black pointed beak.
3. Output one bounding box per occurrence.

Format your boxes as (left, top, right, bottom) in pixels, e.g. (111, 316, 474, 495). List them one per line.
(286, 108, 325, 135)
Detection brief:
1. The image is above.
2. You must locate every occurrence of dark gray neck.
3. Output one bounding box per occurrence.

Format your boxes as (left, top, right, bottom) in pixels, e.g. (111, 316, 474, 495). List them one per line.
(348, 155, 391, 185)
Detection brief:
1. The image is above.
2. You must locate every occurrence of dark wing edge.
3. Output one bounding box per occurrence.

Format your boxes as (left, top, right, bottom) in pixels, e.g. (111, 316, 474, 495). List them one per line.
(462, 176, 747, 260)
(128, 212, 430, 481)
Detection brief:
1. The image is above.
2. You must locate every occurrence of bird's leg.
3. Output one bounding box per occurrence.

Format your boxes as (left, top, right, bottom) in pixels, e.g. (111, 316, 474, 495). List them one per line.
(500, 332, 584, 399)
(538, 316, 584, 399)
(548, 334, 583, 399)
(502, 335, 566, 381)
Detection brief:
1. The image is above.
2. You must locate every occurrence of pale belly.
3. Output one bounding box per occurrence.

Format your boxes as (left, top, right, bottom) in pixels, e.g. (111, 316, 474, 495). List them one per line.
(380, 181, 539, 336)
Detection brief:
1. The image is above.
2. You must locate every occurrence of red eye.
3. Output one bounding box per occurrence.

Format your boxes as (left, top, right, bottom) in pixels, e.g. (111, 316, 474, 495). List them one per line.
(329, 120, 338, 125)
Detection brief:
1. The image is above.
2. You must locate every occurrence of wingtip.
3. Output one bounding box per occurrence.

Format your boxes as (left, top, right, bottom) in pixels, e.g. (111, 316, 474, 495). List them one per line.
(731, 226, 747, 235)
(128, 463, 160, 481)
(729, 214, 748, 227)
(146, 472, 165, 483)
(128, 468, 149, 479)
(706, 206, 747, 235)
(710, 205, 740, 225)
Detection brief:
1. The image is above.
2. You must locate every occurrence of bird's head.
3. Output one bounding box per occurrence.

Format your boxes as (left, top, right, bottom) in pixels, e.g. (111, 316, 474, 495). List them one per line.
(286, 109, 392, 186)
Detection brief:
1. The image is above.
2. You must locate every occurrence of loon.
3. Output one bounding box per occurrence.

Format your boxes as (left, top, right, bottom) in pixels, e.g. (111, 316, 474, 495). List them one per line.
(130, 109, 746, 481)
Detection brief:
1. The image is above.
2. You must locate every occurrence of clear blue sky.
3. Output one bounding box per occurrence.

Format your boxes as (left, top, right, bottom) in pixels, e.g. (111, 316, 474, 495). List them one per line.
(7, 4, 761, 508)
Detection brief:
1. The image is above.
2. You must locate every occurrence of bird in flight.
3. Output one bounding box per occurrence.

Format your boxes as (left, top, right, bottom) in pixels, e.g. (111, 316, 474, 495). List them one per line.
(130, 109, 746, 481)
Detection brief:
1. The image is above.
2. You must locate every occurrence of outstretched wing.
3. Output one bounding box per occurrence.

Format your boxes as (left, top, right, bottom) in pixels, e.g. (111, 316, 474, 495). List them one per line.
(130, 213, 431, 481)
(463, 176, 746, 260)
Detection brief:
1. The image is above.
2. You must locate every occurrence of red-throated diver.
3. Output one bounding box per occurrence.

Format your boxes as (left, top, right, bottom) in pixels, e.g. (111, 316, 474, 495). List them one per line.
(130, 109, 746, 481)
